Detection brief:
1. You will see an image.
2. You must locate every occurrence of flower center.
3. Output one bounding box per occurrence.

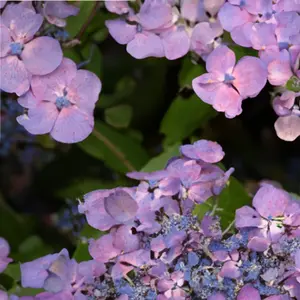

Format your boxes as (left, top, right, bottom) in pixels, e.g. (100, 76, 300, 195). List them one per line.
(224, 73, 235, 83)
(136, 24, 143, 33)
(10, 42, 24, 55)
(278, 42, 289, 50)
(55, 96, 71, 110)
(240, 0, 246, 7)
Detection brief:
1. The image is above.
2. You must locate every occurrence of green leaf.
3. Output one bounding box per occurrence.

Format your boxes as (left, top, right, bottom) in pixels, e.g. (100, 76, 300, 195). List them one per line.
(14, 236, 53, 262)
(229, 45, 258, 61)
(286, 75, 300, 92)
(217, 176, 251, 227)
(63, 47, 81, 63)
(179, 58, 205, 87)
(73, 224, 104, 262)
(81, 42, 103, 78)
(78, 121, 149, 173)
(105, 105, 133, 129)
(65, 2, 96, 38)
(141, 144, 180, 172)
(0, 194, 34, 251)
(160, 95, 216, 146)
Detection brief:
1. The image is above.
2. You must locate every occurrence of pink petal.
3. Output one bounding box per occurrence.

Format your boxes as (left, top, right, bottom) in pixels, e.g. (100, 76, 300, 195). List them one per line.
(105, 19, 136, 45)
(78, 260, 106, 283)
(275, 115, 300, 142)
(237, 284, 261, 300)
(127, 32, 164, 59)
(21, 36, 63, 75)
(161, 26, 190, 60)
(235, 206, 265, 228)
(268, 58, 293, 86)
(1, 3, 43, 43)
(180, 0, 208, 23)
(18, 90, 41, 109)
(273, 91, 296, 116)
(0, 238, 10, 259)
(104, 190, 138, 223)
(206, 45, 236, 76)
(67, 69, 101, 114)
(89, 235, 121, 263)
(50, 106, 94, 143)
(17, 102, 58, 135)
(232, 56, 267, 98)
(0, 291, 8, 300)
(180, 140, 224, 163)
(248, 236, 270, 251)
(218, 3, 253, 32)
(212, 84, 243, 118)
(31, 58, 77, 102)
(0, 56, 30, 96)
(252, 185, 290, 218)
(113, 225, 140, 253)
(188, 182, 214, 203)
(0, 25, 12, 57)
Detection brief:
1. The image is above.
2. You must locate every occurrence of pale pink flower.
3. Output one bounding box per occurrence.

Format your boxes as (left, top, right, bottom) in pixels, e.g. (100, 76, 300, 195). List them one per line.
(0, 2, 63, 96)
(17, 58, 101, 143)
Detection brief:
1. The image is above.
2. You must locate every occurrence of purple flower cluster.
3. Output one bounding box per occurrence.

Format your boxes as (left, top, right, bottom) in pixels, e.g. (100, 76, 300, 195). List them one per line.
(105, 0, 300, 141)
(0, 1, 102, 144)
(2, 140, 300, 299)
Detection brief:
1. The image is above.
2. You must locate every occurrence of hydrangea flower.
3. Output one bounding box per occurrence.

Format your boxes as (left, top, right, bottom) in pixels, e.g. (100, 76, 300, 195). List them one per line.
(0, 2, 63, 96)
(192, 45, 268, 118)
(16, 58, 101, 143)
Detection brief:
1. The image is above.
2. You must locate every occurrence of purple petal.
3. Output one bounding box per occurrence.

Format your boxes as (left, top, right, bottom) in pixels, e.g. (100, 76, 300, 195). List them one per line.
(231, 22, 253, 47)
(118, 249, 150, 266)
(208, 293, 226, 300)
(21, 36, 63, 75)
(105, 19, 136, 45)
(111, 262, 133, 280)
(18, 90, 41, 109)
(0, 1, 6, 9)
(0, 25, 12, 57)
(247, 236, 270, 252)
(68, 69, 101, 114)
(31, 58, 77, 102)
(237, 284, 261, 300)
(113, 225, 140, 253)
(126, 170, 169, 181)
(2, 3, 43, 43)
(0, 238, 10, 259)
(188, 182, 214, 203)
(89, 235, 121, 263)
(78, 189, 117, 231)
(137, 1, 173, 30)
(235, 206, 265, 228)
(275, 115, 300, 141)
(218, 3, 253, 32)
(201, 216, 222, 238)
(127, 32, 164, 59)
(161, 26, 190, 60)
(0, 291, 8, 300)
(104, 190, 138, 223)
(252, 185, 290, 218)
(180, 140, 224, 163)
(232, 56, 267, 98)
(17, 102, 58, 135)
(105, 1, 131, 15)
(50, 106, 94, 143)
(249, 23, 277, 50)
(219, 261, 241, 279)
(78, 260, 106, 283)
(180, 0, 208, 23)
(204, 0, 225, 16)
(0, 56, 30, 96)
(206, 45, 236, 76)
